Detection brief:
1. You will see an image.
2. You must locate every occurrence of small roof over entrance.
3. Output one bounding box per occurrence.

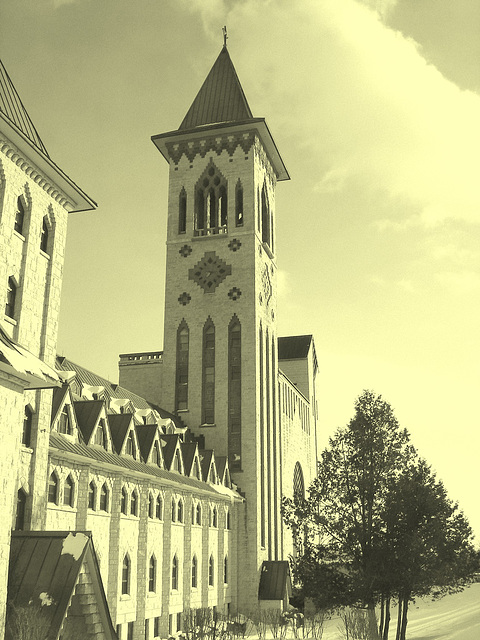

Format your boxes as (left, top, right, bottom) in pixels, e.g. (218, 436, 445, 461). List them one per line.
(258, 560, 292, 605)
(6, 531, 116, 640)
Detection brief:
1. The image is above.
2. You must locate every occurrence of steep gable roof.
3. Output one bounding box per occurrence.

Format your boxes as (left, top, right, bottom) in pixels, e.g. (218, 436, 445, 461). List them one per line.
(7, 531, 116, 640)
(0, 59, 49, 157)
(179, 46, 253, 131)
(181, 441, 199, 477)
(135, 424, 160, 463)
(161, 434, 183, 471)
(73, 400, 104, 444)
(108, 413, 135, 455)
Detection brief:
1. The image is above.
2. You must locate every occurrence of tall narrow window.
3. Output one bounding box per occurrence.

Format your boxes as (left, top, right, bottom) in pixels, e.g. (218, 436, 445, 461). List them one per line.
(15, 489, 27, 531)
(131, 489, 138, 516)
(208, 555, 214, 586)
(121, 487, 128, 515)
(125, 431, 135, 457)
(88, 482, 96, 510)
(179, 188, 187, 234)
(149, 555, 157, 592)
(172, 555, 178, 590)
(171, 498, 176, 522)
(261, 183, 270, 247)
(224, 556, 228, 584)
(225, 509, 231, 530)
(95, 419, 106, 447)
(177, 499, 183, 523)
(100, 483, 109, 512)
(191, 555, 198, 588)
(48, 472, 58, 504)
(148, 493, 154, 518)
(122, 554, 130, 595)
(235, 180, 243, 227)
(202, 319, 215, 425)
(64, 475, 74, 507)
(293, 462, 305, 502)
(22, 406, 32, 447)
(196, 503, 202, 525)
(40, 217, 49, 254)
(152, 441, 161, 466)
(156, 495, 163, 519)
(208, 188, 217, 228)
(196, 189, 205, 231)
(219, 185, 227, 227)
(5, 277, 16, 319)
(58, 406, 72, 435)
(14, 197, 25, 235)
(175, 321, 189, 411)
(228, 317, 241, 470)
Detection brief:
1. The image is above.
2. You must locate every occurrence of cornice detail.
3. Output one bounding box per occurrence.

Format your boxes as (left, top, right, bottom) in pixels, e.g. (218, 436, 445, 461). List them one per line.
(0, 136, 73, 210)
(166, 130, 257, 165)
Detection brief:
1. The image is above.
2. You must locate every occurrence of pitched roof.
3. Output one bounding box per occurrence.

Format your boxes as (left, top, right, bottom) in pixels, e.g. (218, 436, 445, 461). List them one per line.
(161, 434, 182, 470)
(108, 413, 134, 454)
(181, 441, 198, 477)
(135, 424, 159, 462)
(179, 46, 253, 131)
(278, 335, 313, 360)
(73, 400, 104, 444)
(258, 561, 292, 601)
(7, 531, 116, 640)
(0, 59, 49, 157)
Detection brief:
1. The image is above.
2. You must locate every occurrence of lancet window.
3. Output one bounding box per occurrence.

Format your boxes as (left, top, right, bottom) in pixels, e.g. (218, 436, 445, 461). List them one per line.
(228, 317, 241, 470)
(202, 319, 215, 425)
(179, 188, 187, 234)
(175, 321, 189, 411)
(235, 180, 243, 227)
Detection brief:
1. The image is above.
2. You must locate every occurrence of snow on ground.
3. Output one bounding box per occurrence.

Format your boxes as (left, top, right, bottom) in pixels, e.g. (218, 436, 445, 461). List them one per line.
(319, 583, 480, 639)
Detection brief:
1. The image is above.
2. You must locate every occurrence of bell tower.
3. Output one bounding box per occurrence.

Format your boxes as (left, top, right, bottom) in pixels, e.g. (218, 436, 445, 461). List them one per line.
(152, 44, 289, 607)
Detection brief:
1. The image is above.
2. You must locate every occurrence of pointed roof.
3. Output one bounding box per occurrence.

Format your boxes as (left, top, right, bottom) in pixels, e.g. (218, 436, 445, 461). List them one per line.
(179, 46, 253, 130)
(73, 400, 104, 444)
(108, 413, 135, 454)
(135, 424, 159, 463)
(0, 59, 49, 157)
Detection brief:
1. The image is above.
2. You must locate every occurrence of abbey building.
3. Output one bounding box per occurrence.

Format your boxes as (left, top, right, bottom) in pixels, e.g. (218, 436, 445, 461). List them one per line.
(0, 46, 318, 639)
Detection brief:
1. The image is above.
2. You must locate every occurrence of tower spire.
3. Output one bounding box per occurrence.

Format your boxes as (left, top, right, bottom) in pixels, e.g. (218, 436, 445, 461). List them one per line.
(223, 25, 228, 48)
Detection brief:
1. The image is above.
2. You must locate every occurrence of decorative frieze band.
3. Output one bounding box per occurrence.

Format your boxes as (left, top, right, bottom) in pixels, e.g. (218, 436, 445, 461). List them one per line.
(166, 131, 257, 165)
(0, 137, 72, 209)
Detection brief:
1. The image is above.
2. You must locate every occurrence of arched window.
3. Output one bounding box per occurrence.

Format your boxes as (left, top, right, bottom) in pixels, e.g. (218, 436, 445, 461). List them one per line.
(121, 487, 128, 515)
(225, 509, 230, 530)
(235, 180, 243, 227)
(194, 162, 228, 236)
(58, 406, 72, 435)
(293, 462, 305, 502)
(173, 449, 182, 473)
(224, 556, 228, 584)
(40, 216, 49, 254)
(191, 555, 198, 588)
(202, 319, 215, 425)
(261, 182, 270, 247)
(5, 277, 17, 319)
(63, 475, 74, 507)
(152, 441, 161, 466)
(177, 499, 183, 523)
(179, 188, 187, 234)
(148, 493, 154, 518)
(122, 554, 130, 595)
(100, 483, 109, 512)
(14, 197, 25, 235)
(212, 506, 218, 528)
(156, 495, 163, 520)
(208, 555, 214, 586)
(88, 482, 96, 510)
(196, 503, 202, 526)
(172, 555, 178, 590)
(171, 498, 176, 522)
(131, 489, 138, 516)
(95, 419, 106, 447)
(22, 406, 32, 447)
(175, 321, 189, 411)
(15, 489, 27, 531)
(228, 317, 241, 470)
(149, 555, 157, 592)
(48, 472, 58, 504)
(125, 431, 135, 457)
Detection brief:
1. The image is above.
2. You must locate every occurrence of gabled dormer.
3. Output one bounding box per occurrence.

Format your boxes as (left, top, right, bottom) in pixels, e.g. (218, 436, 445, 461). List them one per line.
(80, 384, 106, 402)
(135, 408, 155, 425)
(199, 450, 218, 484)
(135, 424, 164, 468)
(109, 413, 139, 459)
(180, 441, 202, 480)
(161, 434, 184, 474)
(51, 386, 78, 439)
(109, 398, 135, 415)
(73, 400, 112, 451)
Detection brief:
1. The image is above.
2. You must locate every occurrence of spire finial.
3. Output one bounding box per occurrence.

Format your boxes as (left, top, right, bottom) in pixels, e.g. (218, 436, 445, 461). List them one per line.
(223, 25, 228, 48)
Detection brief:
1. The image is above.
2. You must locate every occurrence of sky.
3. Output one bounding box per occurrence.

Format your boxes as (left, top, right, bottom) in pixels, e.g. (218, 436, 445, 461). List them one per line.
(1, 0, 479, 540)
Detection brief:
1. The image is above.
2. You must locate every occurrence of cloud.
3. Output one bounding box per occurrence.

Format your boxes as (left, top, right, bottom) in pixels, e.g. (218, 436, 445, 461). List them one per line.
(181, 0, 480, 228)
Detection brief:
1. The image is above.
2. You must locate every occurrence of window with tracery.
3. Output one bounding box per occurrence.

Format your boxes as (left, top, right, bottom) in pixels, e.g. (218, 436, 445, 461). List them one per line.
(194, 162, 228, 236)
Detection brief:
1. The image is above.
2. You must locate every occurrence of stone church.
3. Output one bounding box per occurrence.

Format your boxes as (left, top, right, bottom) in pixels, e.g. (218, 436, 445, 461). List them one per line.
(0, 44, 318, 639)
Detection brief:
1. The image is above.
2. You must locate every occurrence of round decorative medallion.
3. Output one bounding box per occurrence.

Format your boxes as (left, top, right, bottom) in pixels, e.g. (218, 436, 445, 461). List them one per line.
(189, 251, 232, 293)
